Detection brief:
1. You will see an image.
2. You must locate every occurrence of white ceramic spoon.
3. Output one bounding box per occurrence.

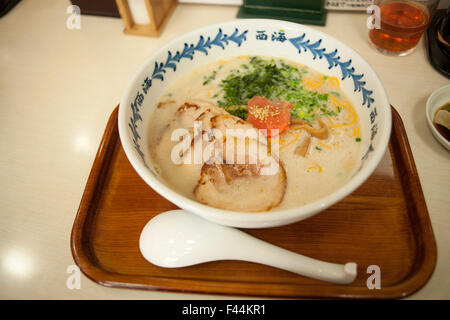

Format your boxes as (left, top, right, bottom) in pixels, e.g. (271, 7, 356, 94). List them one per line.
(139, 210, 357, 284)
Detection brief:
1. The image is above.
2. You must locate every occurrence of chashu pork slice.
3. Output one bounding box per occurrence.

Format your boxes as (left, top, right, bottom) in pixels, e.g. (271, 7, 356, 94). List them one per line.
(157, 99, 287, 212)
(194, 162, 287, 212)
(176, 99, 255, 138)
(172, 100, 263, 164)
(175, 99, 227, 130)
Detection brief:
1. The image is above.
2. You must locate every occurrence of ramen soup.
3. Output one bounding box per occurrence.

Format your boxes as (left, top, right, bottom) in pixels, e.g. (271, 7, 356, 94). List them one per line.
(148, 56, 362, 212)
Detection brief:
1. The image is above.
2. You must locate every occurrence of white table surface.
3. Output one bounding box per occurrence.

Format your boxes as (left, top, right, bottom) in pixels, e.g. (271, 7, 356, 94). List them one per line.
(0, 0, 448, 299)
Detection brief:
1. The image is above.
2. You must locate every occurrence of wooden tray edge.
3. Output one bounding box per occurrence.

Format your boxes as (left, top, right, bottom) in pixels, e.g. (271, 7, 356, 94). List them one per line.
(70, 106, 438, 299)
(380, 107, 437, 298)
(70, 107, 121, 286)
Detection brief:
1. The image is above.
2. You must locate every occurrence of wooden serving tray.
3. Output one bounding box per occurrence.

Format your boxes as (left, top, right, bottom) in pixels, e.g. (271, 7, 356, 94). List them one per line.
(71, 106, 437, 299)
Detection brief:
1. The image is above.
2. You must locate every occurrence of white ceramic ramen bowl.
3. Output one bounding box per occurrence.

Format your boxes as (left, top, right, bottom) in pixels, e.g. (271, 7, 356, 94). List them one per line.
(118, 19, 391, 228)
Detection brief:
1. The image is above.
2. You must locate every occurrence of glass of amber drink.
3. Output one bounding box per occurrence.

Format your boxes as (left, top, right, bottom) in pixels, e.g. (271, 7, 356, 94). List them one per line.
(369, 0, 439, 56)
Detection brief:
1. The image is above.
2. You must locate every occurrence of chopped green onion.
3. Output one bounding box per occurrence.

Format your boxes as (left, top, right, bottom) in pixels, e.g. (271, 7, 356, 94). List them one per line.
(202, 70, 217, 85)
(213, 56, 337, 121)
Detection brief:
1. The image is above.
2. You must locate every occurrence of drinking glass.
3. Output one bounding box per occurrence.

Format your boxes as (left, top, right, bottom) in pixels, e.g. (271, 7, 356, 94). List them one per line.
(369, 0, 439, 56)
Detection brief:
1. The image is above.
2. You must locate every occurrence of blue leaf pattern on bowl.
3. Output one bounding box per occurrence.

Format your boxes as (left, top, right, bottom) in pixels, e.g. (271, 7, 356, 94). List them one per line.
(128, 27, 377, 167)
(288, 34, 375, 109)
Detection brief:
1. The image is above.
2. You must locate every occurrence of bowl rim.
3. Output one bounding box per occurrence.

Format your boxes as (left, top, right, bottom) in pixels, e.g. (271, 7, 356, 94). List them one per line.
(425, 83, 450, 150)
(118, 19, 392, 228)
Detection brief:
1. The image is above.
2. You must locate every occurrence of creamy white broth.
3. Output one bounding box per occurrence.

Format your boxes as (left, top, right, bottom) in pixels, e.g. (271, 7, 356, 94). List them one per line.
(147, 56, 361, 211)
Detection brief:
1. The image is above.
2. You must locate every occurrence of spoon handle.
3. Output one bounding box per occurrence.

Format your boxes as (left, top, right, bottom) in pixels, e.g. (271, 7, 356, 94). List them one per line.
(227, 230, 357, 284)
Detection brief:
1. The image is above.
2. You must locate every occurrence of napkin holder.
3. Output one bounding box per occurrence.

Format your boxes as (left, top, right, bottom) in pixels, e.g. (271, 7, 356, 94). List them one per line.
(116, 0, 177, 37)
(237, 0, 327, 26)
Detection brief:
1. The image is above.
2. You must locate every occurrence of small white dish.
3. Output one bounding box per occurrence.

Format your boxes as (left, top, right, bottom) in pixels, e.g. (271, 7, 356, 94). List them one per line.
(426, 84, 450, 150)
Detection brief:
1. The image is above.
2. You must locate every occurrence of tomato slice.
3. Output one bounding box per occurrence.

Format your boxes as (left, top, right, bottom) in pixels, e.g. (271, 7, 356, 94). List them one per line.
(247, 96, 292, 137)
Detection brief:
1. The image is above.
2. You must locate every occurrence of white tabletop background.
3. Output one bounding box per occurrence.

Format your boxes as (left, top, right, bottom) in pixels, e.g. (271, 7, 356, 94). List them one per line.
(0, 0, 448, 299)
